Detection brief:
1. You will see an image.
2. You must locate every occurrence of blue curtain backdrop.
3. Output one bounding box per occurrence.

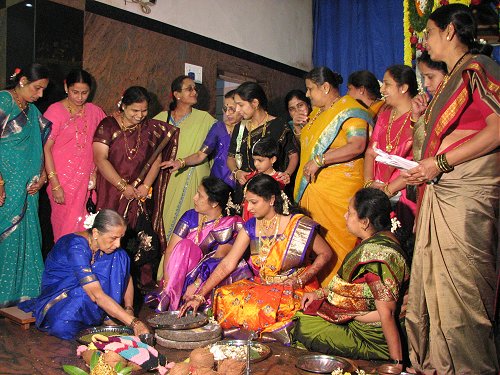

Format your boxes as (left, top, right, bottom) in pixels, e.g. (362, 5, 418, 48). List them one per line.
(313, 0, 404, 94)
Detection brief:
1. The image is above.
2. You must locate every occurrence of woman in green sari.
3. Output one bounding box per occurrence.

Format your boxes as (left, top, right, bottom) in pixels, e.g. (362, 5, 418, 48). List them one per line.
(0, 64, 51, 307)
(292, 188, 409, 370)
(154, 75, 216, 279)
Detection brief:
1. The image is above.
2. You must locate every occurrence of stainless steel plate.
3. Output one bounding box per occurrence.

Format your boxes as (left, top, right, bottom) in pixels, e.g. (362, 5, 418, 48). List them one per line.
(296, 354, 350, 374)
(147, 310, 208, 330)
(76, 325, 133, 344)
(211, 339, 271, 363)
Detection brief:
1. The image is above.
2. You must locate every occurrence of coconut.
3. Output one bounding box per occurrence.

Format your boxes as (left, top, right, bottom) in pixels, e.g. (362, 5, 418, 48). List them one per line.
(168, 362, 190, 375)
(189, 347, 215, 369)
(217, 358, 246, 375)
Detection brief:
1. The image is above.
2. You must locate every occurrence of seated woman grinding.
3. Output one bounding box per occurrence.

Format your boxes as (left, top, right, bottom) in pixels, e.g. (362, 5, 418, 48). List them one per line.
(292, 188, 410, 370)
(19, 209, 150, 340)
(146, 176, 251, 311)
(180, 174, 332, 344)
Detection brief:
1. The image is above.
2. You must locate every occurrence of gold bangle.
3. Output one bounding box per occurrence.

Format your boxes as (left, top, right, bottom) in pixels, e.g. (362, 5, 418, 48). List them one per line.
(383, 184, 394, 197)
(296, 277, 304, 289)
(314, 288, 325, 299)
(116, 178, 127, 192)
(363, 179, 374, 188)
(177, 158, 186, 168)
(232, 169, 239, 179)
(51, 185, 61, 191)
(0, 180, 4, 186)
(143, 183, 150, 190)
(193, 278, 201, 288)
(192, 294, 206, 304)
(47, 171, 57, 180)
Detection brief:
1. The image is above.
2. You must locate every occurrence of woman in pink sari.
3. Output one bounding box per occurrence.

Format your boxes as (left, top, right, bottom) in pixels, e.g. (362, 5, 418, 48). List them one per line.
(44, 69, 105, 240)
(363, 65, 418, 229)
(148, 176, 251, 311)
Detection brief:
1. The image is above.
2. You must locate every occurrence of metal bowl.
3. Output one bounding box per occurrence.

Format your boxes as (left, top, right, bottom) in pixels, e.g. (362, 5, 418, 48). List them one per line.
(296, 354, 350, 374)
(147, 310, 208, 330)
(211, 339, 271, 363)
(76, 325, 133, 344)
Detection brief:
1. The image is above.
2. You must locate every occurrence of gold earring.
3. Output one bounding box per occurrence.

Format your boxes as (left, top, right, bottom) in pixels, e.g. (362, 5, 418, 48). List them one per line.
(446, 36, 450, 41)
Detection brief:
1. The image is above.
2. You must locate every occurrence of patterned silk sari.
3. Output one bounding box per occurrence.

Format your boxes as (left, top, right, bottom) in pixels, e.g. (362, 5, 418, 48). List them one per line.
(153, 209, 249, 311)
(213, 214, 319, 342)
(406, 55, 500, 374)
(293, 232, 409, 360)
(0, 91, 51, 307)
(294, 95, 372, 286)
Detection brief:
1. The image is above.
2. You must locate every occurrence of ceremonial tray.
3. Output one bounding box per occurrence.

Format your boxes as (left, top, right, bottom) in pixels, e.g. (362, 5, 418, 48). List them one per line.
(210, 340, 271, 363)
(76, 325, 133, 344)
(296, 354, 350, 374)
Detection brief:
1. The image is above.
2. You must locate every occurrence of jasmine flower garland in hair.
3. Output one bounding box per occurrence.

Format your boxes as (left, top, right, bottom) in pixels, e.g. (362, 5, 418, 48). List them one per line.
(83, 212, 99, 229)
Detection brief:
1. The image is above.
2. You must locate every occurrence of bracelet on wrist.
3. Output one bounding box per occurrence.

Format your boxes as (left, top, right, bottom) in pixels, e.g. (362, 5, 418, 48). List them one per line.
(383, 184, 394, 197)
(128, 317, 141, 329)
(0, 179, 4, 186)
(177, 158, 186, 168)
(363, 179, 374, 188)
(51, 185, 62, 191)
(435, 153, 454, 173)
(314, 288, 325, 299)
(313, 154, 325, 168)
(124, 306, 134, 312)
(116, 178, 127, 192)
(192, 294, 206, 304)
(47, 171, 57, 180)
(142, 183, 150, 190)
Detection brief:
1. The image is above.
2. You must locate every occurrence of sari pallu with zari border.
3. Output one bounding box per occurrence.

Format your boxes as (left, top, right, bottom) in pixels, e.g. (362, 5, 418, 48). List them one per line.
(213, 214, 319, 344)
(0, 91, 51, 307)
(406, 55, 500, 374)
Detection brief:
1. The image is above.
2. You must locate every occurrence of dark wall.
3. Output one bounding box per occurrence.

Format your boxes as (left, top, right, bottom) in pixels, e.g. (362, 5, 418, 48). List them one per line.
(83, 12, 305, 118)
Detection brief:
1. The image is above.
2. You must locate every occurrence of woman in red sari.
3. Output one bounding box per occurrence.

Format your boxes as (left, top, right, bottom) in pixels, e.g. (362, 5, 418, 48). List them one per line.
(403, 4, 499, 374)
(93, 86, 179, 288)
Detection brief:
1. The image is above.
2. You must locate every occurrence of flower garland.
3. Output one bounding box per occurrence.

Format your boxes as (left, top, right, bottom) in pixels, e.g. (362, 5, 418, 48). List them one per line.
(404, 0, 471, 65)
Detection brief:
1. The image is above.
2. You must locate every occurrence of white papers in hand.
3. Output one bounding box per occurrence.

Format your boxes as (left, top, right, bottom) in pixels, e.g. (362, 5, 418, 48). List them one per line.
(374, 147, 419, 171)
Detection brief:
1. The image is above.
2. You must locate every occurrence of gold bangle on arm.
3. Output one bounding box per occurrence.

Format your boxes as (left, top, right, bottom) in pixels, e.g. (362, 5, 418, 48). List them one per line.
(363, 179, 374, 188)
(192, 294, 206, 304)
(314, 288, 325, 299)
(383, 184, 394, 197)
(128, 317, 142, 329)
(116, 178, 127, 192)
(47, 171, 57, 180)
(142, 183, 150, 190)
(51, 185, 62, 191)
(177, 158, 186, 168)
(0, 180, 4, 186)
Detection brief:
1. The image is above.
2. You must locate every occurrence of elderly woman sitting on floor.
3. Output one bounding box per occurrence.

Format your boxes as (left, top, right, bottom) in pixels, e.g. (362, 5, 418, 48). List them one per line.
(19, 209, 150, 340)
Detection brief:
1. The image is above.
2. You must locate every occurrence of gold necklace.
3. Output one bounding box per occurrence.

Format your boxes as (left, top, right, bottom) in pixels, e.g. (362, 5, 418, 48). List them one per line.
(195, 213, 223, 245)
(306, 96, 340, 131)
(385, 110, 411, 152)
(88, 233, 98, 264)
(246, 112, 269, 148)
(12, 88, 28, 118)
(120, 116, 142, 160)
(66, 102, 88, 150)
(261, 214, 278, 231)
(423, 52, 470, 131)
(257, 214, 281, 265)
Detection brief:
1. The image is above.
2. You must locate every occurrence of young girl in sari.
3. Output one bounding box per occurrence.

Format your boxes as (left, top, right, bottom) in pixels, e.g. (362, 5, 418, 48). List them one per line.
(44, 69, 106, 241)
(180, 174, 332, 344)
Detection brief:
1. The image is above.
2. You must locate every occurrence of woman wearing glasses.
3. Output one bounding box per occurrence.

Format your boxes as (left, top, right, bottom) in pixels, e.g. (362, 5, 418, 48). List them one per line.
(160, 90, 242, 189)
(154, 75, 216, 278)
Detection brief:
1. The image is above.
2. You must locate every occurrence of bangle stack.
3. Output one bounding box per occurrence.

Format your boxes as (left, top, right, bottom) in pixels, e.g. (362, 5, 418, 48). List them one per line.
(435, 153, 454, 173)
(51, 185, 62, 191)
(192, 294, 206, 304)
(313, 154, 325, 168)
(296, 277, 304, 289)
(314, 288, 326, 299)
(232, 168, 239, 179)
(116, 178, 127, 192)
(363, 179, 374, 188)
(383, 184, 394, 197)
(177, 158, 186, 168)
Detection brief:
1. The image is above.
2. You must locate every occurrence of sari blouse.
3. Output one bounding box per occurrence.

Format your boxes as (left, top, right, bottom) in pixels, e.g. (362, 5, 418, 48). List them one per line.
(322, 233, 409, 324)
(173, 209, 243, 253)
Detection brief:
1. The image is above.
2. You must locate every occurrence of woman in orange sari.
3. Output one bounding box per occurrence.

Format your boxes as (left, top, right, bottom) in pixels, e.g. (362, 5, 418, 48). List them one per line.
(403, 4, 499, 374)
(295, 67, 372, 286)
(180, 174, 332, 343)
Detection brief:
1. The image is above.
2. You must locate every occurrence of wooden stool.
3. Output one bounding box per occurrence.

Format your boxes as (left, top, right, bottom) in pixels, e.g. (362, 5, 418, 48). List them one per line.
(0, 306, 36, 330)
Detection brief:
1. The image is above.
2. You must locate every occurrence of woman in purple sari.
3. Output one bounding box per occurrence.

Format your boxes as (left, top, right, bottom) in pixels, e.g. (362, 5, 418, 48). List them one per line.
(19, 210, 150, 340)
(149, 176, 251, 311)
(161, 90, 242, 188)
